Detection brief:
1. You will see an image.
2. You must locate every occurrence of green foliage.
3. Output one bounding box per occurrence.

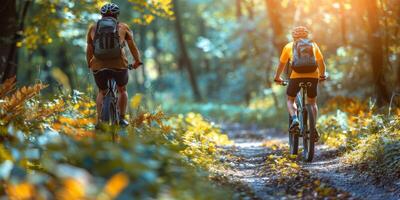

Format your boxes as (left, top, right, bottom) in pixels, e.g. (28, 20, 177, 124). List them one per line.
(162, 101, 288, 129)
(23, 0, 173, 49)
(318, 97, 400, 180)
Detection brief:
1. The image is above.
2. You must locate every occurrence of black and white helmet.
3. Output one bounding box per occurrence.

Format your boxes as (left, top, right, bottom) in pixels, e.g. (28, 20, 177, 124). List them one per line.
(100, 3, 120, 16)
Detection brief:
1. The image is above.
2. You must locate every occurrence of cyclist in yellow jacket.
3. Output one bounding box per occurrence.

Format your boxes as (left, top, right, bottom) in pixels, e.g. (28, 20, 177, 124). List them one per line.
(274, 26, 327, 134)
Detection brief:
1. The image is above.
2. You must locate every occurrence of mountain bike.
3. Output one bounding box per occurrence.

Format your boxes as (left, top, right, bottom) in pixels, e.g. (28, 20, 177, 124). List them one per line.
(282, 81, 317, 162)
(96, 63, 142, 126)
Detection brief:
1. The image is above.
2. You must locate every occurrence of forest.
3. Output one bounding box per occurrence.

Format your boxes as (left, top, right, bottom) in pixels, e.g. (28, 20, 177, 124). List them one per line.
(0, 0, 399, 199)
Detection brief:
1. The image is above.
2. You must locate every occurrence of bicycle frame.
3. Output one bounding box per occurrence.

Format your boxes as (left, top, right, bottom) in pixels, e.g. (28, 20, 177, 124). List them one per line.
(296, 82, 312, 136)
(106, 79, 118, 100)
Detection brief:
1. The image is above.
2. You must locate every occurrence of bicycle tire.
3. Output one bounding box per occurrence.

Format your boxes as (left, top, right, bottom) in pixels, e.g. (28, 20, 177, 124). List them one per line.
(303, 104, 315, 162)
(289, 115, 299, 155)
(101, 96, 112, 123)
(110, 102, 120, 125)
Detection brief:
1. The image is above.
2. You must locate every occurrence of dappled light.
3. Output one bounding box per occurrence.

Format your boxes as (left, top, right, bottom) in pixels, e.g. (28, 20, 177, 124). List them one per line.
(0, 0, 399, 199)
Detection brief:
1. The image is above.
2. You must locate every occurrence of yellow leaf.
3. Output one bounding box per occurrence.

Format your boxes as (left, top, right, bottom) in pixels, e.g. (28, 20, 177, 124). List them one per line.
(103, 172, 129, 198)
(130, 93, 143, 109)
(6, 182, 35, 199)
(56, 178, 85, 200)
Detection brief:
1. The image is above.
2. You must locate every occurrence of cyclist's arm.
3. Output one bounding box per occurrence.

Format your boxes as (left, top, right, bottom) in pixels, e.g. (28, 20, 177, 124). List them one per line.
(125, 26, 142, 63)
(126, 39, 141, 63)
(317, 59, 326, 77)
(274, 62, 287, 80)
(275, 44, 290, 80)
(314, 43, 326, 77)
(86, 25, 94, 69)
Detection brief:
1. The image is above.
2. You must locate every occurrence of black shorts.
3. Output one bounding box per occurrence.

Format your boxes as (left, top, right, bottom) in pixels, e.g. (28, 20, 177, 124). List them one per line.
(93, 69, 128, 90)
(287, 78, 319, 98)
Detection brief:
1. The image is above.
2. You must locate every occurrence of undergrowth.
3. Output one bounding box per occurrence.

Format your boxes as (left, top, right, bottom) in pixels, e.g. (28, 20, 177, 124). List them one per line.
(162, 101, 288, 129)
(318, 96, 400, 181)
(0, 80, 236, 199)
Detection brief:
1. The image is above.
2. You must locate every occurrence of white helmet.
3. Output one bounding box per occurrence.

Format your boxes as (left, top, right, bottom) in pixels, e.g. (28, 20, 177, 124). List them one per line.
(100, 3, 120, 16)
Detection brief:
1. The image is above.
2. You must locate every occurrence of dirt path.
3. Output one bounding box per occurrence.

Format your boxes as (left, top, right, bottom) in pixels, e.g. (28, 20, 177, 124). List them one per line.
(220, 124, 400, 200)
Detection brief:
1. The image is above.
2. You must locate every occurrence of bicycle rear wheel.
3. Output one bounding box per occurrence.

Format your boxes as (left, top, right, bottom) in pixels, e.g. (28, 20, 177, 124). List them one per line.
(101, 96, 112, 123)
(289, 115, 299, 155)
(303, 104, 315, 162)
(109, 101, 120, 125)
(101, 95, 120, 126)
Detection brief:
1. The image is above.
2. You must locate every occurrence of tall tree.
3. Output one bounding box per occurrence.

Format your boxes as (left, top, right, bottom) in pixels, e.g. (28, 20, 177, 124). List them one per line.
(173, 0, 202, 101)
(0, 0, 17, 83)
(139, 25, 147, 92)
(365, 0, 390, 105)
(58, 45, 74, 90)
(151, 20, 162, 77)
(236, 0, 242, 19)
(265, 0, 286, 51)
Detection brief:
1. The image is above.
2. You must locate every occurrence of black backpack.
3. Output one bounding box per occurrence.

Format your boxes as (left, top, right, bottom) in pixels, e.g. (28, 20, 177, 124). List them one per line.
(291, 39, 318, 73)
(93, 17, 121, 60)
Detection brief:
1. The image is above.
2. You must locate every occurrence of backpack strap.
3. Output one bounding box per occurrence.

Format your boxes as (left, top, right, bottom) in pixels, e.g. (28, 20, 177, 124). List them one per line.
(116, 21, 123, 49)
(92, 21, 100, 48)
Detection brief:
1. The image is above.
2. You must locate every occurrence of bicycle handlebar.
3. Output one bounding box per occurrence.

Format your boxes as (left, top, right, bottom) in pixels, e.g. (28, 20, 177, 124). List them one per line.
(128, 62, 144, 70)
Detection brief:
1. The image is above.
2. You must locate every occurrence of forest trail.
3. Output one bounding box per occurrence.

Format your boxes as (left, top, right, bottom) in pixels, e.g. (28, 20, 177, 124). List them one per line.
(220, 124, 400, 200)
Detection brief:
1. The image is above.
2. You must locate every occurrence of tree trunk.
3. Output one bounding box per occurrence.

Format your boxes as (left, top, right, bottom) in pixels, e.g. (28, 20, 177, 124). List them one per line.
(398, 60, 400, 89)
(245, 0, 255, 20)
(151, 21, 162, 77)
(265, 0, 286, 51)
(264, 0, 285, 108)
(139, 25, 147, 92)
(39, 48, 54, 93)
(173, 0, 202, 101)
(58, 45, 74, 90)
(236, 0, 242, 19)
(339, 0, 348, 45)
(366, 1, 390, 105)
(0, 0, 17, 83)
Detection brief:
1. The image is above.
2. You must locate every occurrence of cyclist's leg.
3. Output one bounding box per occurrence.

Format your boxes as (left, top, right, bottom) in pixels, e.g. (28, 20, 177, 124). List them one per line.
(307, 97, 318, 119)
(96, 90, 107, 121)
(93, 71, 109, 123)
(113, 69, 129, 118)
(306, 78, 319, 119)
(287, 79, 301, 129)
(287, 96, 297, 117)
(306, 78, 319, 140)
(286, 79, 301, 117)
(117, 85, 128, 117)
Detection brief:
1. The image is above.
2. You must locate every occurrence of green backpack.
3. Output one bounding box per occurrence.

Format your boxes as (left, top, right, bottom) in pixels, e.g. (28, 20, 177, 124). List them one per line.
(93, 17, 122, 60)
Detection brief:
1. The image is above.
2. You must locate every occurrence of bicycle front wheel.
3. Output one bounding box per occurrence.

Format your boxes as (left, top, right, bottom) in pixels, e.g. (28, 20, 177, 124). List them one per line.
(303, 104, 315, 162)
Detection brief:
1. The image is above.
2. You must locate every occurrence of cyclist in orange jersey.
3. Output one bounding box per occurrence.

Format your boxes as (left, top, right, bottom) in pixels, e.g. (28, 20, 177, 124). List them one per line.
(274, 26, 327, 135)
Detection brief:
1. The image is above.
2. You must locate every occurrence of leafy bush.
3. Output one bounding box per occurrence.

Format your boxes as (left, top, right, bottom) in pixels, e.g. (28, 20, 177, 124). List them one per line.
(318, 96, 400, 180)
(162, 101, 288, 129)
(0, 83, 236, 199)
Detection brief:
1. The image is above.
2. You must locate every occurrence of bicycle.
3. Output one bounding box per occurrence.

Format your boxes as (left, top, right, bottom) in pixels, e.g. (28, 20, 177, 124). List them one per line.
(281, 81, 317, 162)
(95, 63, 142, 127)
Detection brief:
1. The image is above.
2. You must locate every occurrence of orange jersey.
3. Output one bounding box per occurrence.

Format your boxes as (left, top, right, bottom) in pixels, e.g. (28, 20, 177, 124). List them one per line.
(280, 41, 324, 79)
(86, 22, 134, 71)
